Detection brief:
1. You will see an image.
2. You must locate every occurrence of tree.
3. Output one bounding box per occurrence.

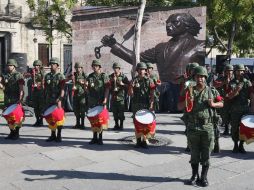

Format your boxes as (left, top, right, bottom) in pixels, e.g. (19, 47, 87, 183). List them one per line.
(26, 0, 78, 44)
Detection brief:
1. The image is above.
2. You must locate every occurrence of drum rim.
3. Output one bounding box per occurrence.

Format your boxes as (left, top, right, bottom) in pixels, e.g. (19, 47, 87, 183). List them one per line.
(87, 106, 104, 117)
(241, 114, 254, 128)
(2, 104, 19, 116)
(135, 109, 155, 124)
(43, 105, 58, 117)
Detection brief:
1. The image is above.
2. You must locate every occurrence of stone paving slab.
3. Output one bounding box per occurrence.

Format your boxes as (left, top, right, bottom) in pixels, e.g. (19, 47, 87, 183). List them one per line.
(1, 112, 254, 190)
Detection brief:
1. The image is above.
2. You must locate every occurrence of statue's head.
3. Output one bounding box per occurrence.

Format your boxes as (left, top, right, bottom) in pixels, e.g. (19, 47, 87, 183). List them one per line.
(166, 13, 201, 37)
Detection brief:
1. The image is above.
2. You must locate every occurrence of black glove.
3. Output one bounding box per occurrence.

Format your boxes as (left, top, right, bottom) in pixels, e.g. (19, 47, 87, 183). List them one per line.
(101, 35, 116, 47)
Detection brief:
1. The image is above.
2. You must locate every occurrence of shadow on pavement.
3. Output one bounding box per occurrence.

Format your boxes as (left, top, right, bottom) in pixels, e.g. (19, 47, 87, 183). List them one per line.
(22, 169, 185, 184)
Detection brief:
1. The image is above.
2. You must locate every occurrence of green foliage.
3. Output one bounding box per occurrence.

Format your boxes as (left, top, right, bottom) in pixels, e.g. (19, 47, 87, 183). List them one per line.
(26, 0, 77, 43)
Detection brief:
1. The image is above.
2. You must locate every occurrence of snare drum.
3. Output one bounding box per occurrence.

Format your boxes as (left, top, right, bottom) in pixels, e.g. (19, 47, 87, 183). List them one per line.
(43, 105, 65, 130)
(134, 109, 156, 138)
(2, 104, 24, 129)
(87, 106, 109, 132)
(240, 114, 254, 144)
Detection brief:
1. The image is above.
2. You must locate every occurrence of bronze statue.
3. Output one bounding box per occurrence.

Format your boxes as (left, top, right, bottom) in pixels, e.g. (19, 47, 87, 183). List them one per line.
(101, 13, 205, 83)
(101, 13, 205, 112)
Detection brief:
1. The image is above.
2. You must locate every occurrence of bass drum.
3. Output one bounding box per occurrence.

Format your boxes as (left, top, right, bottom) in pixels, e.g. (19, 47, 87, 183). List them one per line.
(240, 114, 254, 144)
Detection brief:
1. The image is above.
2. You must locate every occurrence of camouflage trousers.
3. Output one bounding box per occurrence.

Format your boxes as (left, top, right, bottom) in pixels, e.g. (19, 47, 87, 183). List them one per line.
(188, 123, 214, 166)
(32, 89, 44, 118)
(111, 100, 125, 121)
(220, 102, 231, 125)
(73, 95, 87, 118)
(230, 109, 248, 142)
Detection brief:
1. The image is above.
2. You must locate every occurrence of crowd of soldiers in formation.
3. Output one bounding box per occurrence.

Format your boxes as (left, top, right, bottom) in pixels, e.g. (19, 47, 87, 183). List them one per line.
(0, 57, 253, 187)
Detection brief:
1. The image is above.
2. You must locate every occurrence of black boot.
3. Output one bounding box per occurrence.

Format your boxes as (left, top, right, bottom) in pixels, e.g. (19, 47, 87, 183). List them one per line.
(12, 127, 20, 140)
(56, 126, 62, 142)
(73, 116, 80, 129)
(239, 141, 246, 154)
(33, 117, 40, 126)
(79, 117, 85, 129)
(89, 132, 98, 144)
(5, 129, 15, 139)
(223, 124, 229, 135)
(135, 138, 142, 148)
(113, 119, 119, 130)
(185, 145, 190, 152)
(37, 117, 43, 126)
(98, 132, 103, 145)
(200, 165, 209, 187)
(213, 139, 220, 153)
(46, 130, 57, 142)
(187, 164, 199, 185)
(141, 140, 148, 149)
(232, 141, 239, 153)
(119, 120, 124, 130)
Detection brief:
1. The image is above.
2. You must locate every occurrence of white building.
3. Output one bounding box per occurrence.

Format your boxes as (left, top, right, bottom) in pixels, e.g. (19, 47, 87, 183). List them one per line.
(0, 0, 72, 74)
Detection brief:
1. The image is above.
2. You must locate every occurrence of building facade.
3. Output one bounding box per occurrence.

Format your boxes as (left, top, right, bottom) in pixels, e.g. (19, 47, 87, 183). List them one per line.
(0, 0, 72, 75)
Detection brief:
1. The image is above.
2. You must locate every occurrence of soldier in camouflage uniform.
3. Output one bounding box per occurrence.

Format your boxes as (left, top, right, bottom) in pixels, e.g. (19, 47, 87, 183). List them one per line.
(146, 62, 161, 112)
(178, 66, 223, 187)
(44, 57, 65, 142)
(31, 60, 45, 126)
(227, 64, 252, 153)
(86, 60, 110, 145)
(0, 59, 25, 140)
(213, 64, 234, 135)
(178, 62, 199, 152)
(109, 62, 129, 130)
(72, 62, 87, 129)
(128, 62, 155, 148)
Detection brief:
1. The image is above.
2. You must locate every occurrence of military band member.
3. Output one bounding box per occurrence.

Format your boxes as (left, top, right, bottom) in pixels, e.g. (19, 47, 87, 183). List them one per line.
(44, 57, 65, 142)
(226, 64, 252, 153)
(128, 62, 155, 148)
(146, 62, 161, 112)
(109, 62, 129, 130)
(86, 60, 110, 145)
(0, 59, 25, 140)
(31, 60, 45, 126)
(213, 64, 234, 135)
(178, 66, 223, 187)
(72, 62, 87, 129)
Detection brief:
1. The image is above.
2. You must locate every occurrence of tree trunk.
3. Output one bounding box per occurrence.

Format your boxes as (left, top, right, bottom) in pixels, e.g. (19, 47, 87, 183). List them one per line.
(227, 21, 236, 59)
(132, 0, 146, 78)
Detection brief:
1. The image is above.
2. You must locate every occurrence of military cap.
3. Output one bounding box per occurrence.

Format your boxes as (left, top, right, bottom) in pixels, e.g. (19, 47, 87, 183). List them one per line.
(74, 62, 82, 68)
(7, 59, 17, 67)
(92, 59, 101, 67)
(224, 64, 234, 71)
(136, 62, 147, 70)
(189, 62, 199, 71)
(112, 62, 120, 69)
(146, 62, 153, 69)
(33, 60, 42, 66)
(194, 66, 208, 77)
(234, 64, 245, 71)
(49, 57, 60, 65)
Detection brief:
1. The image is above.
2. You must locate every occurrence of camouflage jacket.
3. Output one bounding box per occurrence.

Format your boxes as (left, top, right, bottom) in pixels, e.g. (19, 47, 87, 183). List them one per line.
(109, 72, 129, 102)
(86, 72, 109, 107)
(44, 72, 65, 105)
(73, 71, 87, 97)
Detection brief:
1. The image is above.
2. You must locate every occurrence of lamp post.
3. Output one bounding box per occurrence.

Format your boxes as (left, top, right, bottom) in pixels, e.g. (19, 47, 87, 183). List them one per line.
(208, 35, 214, 68)
(49, 14, 53, 59)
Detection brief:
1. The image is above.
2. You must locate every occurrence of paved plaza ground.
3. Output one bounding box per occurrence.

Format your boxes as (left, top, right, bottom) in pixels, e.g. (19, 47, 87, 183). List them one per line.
(0, 111, 254, 190)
